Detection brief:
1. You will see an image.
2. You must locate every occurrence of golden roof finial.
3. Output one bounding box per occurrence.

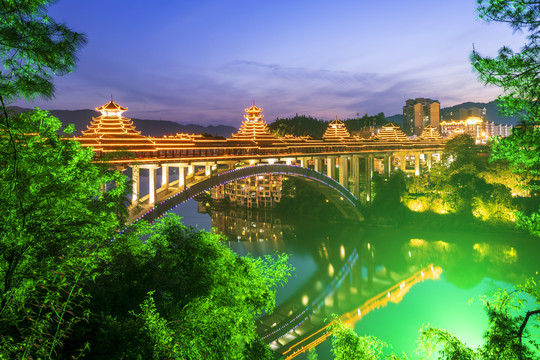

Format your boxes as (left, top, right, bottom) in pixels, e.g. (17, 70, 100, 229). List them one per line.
(110, 94, 113, 103)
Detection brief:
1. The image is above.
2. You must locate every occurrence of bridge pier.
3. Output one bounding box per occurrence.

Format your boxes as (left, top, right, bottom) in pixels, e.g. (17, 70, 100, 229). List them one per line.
(147, 165, 158, 205)
(383, 154, 392, 177)
(351, 155, 361, 199)
(131, 165, 140, 205)
(326, 156, 337, 180)
(365, 155, 373, 203)
(414, 152, 420, 176)
(399, 154, 407, 172)
(313, 157, 323, 173)
(338, 156, 348, 188)
(161, 164, 169, 190)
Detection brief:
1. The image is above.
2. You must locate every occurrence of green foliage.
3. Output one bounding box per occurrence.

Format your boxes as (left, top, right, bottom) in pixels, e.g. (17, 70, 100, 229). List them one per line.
(472, 0, 540, 123)
(67, 214, 292, 359)
(418, 278, 540, 360)
(473, 0, 540, 235)
(417, 325, 476, 360)
(0, 0, 87, 101)
(0, 109, 129, 358)
(330, 320, 406, 360)
(344, 112, 388, 132)
(307, 347, 319, 360)
(371, 171, 408, 223)
(268, 114, 328, 138)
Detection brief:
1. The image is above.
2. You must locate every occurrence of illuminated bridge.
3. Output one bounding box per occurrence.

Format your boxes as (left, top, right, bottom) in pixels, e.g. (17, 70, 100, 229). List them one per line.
(74, 98, 446, 220)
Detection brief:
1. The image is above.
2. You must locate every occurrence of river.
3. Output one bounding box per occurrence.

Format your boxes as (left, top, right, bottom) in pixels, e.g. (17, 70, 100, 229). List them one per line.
(163, 198, 540, 359)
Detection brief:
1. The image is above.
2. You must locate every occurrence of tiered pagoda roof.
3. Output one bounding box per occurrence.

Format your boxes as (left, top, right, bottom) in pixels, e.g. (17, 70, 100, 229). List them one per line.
(77, 97, 157, 153)
(228, 102, 282, 145)
(323, 117, 351, 141)
(418, 125, 443, 140)
(373, 123, 409, 141)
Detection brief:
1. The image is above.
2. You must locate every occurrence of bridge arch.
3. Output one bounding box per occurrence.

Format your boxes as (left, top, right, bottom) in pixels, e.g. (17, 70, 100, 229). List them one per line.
(135, 164, 365, 224)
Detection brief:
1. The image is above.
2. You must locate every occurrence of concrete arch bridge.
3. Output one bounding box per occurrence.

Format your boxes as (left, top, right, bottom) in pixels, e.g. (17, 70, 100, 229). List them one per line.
(133, 164, 366, 223)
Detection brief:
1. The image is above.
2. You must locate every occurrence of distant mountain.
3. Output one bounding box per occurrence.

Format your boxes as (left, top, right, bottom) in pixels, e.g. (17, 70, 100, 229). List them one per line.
(386, 114, 403, 125)
(387, 100, 519, 126)
(6, 107, 237, 138)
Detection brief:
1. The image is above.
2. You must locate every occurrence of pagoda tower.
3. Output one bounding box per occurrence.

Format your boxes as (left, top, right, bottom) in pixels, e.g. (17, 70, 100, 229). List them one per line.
(228, 102, 280, 144)
(77, 96, 156, 154)
(418, 125, 443, 141)
(323, 117, 351, 141)
(373, 123, 409, 141)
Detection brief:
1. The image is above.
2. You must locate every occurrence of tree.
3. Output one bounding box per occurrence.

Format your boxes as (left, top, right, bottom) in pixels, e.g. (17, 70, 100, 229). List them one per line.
(418, 279, 540, 360)
(472, 0, 540, 235)
(330, 320, 406, 360)
(0, 0, 87, 104)
(269, 114, 328, 138)
(0, 110, 129, 358)
(472, 0, 540, 123)
(62, 214, 293, 359)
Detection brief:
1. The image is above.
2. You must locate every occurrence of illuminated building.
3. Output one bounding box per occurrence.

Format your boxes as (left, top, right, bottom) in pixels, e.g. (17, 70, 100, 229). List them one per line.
(213, 104, 286, 208)
(440, 116, 513, 144)
(372, 123, 409, 141)
(322, 117, 352, 140)
(77, 96, 157, 156)
(402, 98, 440, 136)
(211, 174, 285, 208)
(418, 125, 443, 141)
(227, 102, 282, 144)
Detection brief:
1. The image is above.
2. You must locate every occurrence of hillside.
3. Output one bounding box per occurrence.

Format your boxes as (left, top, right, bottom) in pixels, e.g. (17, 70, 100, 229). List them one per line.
(6, 107, 237, 138)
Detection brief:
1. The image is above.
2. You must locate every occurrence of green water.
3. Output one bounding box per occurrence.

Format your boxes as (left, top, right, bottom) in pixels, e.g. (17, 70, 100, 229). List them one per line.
(170, 200, 540, 359)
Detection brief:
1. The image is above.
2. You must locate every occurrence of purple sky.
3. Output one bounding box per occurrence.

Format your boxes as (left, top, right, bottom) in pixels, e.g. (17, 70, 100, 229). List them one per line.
(14, 0, 527, 127)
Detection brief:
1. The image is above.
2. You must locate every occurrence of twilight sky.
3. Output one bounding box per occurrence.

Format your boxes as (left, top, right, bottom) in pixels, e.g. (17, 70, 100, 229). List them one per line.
(14, 0, 527, 127)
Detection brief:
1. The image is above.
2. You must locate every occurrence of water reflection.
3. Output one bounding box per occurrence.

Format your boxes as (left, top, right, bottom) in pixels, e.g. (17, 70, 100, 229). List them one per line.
(170, 201, 540, 359)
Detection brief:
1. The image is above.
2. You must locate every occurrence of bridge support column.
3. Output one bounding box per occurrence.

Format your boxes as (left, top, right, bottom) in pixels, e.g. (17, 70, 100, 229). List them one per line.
(205, 164, 212, 176)
(365, 155, 373, 203)
(414, 153, 420, 176)
(161, 164, 169, 189)
(131, 165, 140, 205)
(327, 156, 337, 180)
(147, 165, 158, 205)
(179, 166, 187, 188)
(314, 157, 323, 172)
(400, 154, 407, 172)
(351, 155, 360, 199)
(339, 156, 349, 188)
(383, 154, 391, 177)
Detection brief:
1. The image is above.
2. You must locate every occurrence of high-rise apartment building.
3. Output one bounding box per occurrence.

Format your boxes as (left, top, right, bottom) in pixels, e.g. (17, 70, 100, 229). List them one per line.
(402, 98, 440, 136)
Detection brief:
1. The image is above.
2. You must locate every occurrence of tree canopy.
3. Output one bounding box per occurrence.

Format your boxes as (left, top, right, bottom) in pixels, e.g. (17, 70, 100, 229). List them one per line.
(0, 0, 87, 103)
(473, 0, 540, 235)
(472, 0, 540, 123)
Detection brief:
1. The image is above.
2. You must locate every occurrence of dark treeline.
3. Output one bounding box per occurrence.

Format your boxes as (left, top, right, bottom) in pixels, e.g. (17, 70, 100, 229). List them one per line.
(268, 112, 389, 138)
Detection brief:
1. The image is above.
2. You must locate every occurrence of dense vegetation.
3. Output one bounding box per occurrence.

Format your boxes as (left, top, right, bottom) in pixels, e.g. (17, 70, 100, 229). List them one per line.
(268, 112, 389, 139)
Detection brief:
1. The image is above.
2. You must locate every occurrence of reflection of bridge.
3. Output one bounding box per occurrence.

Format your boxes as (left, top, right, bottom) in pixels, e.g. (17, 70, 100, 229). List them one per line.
(74, 99, 446, 219)
(277, 265, 442, 359)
